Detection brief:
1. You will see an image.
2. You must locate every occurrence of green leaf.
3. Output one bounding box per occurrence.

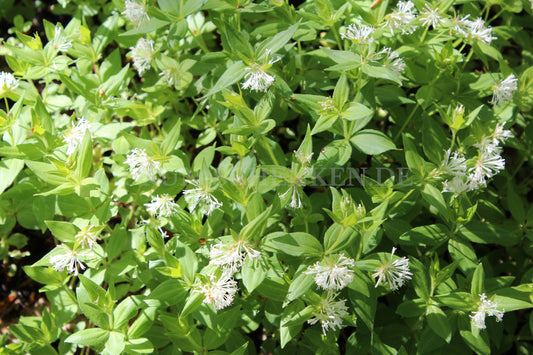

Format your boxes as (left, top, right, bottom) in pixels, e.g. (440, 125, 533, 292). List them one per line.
(421, 183, 449, 221)
(257, 23, 298, 57)
(263, 232, 323, 257)
(410, 258, 430, 300)
(239, 205, 272, 243)
(324, 224, 358, 254)
(315, 139, 352, 169)
(75, 130, 93, 180)
(459, 221, 520, 246)
(104, 331, 125, 355)
(65, 328, 109, 347)
(471, 263, 485, 296)
(361, 62, 401, 85)
(333, 73, 349, 110)
(350, 130, 396, 155)
(45, 220, 79, 243)
(347, 268, 376, 330)
(113, 297, 139, 329)
(0, 159, 24, 194)
(448, 236, 477, 273)
(208, 62, 246, 97)
(23, 266, 63, 286)
(491, 284, 533, 311)
(426, 305, 451, 343)
(399, 224, 449, 247)
(241, 257, 268, 293)
(286, 270, 315, 302)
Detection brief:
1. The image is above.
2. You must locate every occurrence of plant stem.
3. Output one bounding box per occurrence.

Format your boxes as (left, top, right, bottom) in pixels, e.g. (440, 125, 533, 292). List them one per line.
(331, 24, 343, 50)
(394, 103, 420, 142)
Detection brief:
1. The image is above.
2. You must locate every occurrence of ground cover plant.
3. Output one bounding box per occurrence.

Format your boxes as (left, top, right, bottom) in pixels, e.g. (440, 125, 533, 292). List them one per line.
(1, 0, 533, 353)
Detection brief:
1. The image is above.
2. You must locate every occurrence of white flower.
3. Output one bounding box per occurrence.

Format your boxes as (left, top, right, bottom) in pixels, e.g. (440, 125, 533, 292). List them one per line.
(62, 118, 90, 156)
(242, 66, 275, 92)
(471, 293, 505, 329)
(125, 148, 161, 181)
(130, 38, 154, 76)
(183, 179, 222, 216)
(122, 0, 149, 27)
(439, 149, 467, 176)
(294, 150, 314, 166)
(318, 97, 335, 112)
(341, 23, 375, 45)
(49, 246, 88, 275)
(160, 68, 180, 86)
(144, 194, 179, 218)
(452, 14, 472, 34)
(384, 0, 418, 35)
(308, 291, 349, 335)
(473, 136, 501, 155)
(419, 4, 443, 28)
(305, 254, 355, 291)
(372, 247, 412, 291)
(456, 17, 496, 45)
(0, 72, 19, 95)
(209, 240, 261, 273)
(491, 74, 518, 106)
(375, 48, 406, 78)
(442, 176, 472, 194)
(279, 185, 304, 209)
(492, 122, 513, 145)
(74, 226, 99, 250)
(469, 151, 505, 187)
(52, 25, 72, 52)
(158, 227, 170, 239)
(241, 49, 280, 92)
(197, 271, 239, 311)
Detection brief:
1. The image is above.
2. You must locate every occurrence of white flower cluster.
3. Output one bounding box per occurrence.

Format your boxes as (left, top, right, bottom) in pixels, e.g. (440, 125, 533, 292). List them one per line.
(74, 226, 100, 250)
(63, 118, 91, 156)
(198, 239, 259, 312)
(491, 74, 518, 106)
(308, 291, 349, 335)
(454, 15, 496, 45)
(305, 254, 355, 291)
(384, 0, 418, 35)
(0, 72, 19, 95)
(183, 179, 223, 216)
(144, 194, 179, 218)
(341, 23, 375, 45)
(50, 225, 99, 275)
(372, 247, 412, 291)
(242, 49, 280, 92)
(440, 122, 512, 194)
(471, 293, 504, 329)
(419, 4, 443, 29)
(125, 148, 161, 181)
(122, 0, 149, 27)
(209, 240, 261, 274)
(52, 25, 72, 52)
(198, 272, 239, 311)
(130, 38, 154, 76)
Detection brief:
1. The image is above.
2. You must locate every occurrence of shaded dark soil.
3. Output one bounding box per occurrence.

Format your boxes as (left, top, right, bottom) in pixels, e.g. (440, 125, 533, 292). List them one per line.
(0, 225, 55, 337)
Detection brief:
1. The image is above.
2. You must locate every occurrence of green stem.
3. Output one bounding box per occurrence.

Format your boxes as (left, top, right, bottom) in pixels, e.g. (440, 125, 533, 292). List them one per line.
(419, 26, 429, 45)
(387, 189, 415, 216)
(331, 24, 343, 50)
(449, 131, 457, 151)
(394, 103, 420, 142)
(260, 136, 279, 165)
(462, 47, 474, 71)
(188, 29, 209, 53)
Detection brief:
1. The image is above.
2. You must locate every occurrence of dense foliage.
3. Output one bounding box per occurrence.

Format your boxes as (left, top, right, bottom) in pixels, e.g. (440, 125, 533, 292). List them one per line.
(1, 0, 533, 354)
